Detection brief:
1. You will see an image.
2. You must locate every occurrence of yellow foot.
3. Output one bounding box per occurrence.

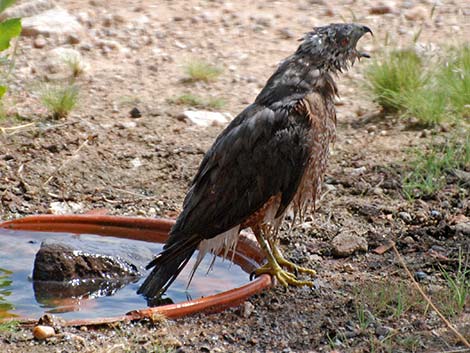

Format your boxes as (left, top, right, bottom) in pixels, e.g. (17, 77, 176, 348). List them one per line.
(271, 243, 316, 277)
(252, 263, 314, 288)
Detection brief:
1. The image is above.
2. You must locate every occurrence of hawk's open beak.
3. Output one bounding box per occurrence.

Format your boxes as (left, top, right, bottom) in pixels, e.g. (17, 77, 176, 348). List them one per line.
(358, 25, 373, 59)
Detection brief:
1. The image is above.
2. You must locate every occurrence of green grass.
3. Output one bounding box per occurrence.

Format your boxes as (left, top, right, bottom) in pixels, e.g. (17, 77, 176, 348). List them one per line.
(169, 93, 225, 110)
(0, 320, 19, 332)
(365, 49, 427, 112)
(365, 45, 470, 125)
(437, 45, 470, 118)
(184, 59, 222, 83)
(437, 249, 469, 317)
(39, 83, 79, 119)
(355, 280, 425, 320)
(403, 134, 470, 198)
(0, 268, 15, 319)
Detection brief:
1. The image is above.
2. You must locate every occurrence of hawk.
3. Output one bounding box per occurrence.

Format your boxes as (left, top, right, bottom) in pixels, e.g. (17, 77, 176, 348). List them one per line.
(139, 23, 372, 299)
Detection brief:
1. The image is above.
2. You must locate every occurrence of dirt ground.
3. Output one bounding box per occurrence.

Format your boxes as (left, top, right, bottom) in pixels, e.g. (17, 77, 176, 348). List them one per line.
(1, 0, 469, 352)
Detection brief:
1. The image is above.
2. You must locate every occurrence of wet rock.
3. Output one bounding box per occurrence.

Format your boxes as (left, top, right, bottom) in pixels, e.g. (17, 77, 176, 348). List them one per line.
(331, 232, 368, 257)
(33, 325, 55, 340)
(22, 7, 84, 39)
(32, 237, 154, 300)
(179, 110, 233, 127)
(0, 0, 55, 21)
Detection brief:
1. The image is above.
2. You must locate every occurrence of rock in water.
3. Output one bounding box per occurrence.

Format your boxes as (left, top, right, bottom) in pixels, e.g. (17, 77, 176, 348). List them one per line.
(32, 237, 154, 300)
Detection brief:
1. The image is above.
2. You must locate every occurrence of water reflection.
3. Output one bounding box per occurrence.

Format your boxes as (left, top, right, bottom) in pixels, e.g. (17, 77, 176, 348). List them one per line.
(0, 229, 249, 320)
(0, 267, 16, 319)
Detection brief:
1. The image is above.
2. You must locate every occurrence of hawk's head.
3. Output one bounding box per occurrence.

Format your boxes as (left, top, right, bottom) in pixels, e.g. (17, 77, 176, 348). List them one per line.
(298, 23, 373, 72)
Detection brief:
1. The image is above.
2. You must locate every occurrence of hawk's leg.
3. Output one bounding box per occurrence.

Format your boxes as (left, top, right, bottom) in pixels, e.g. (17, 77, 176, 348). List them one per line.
(268, 239, 316, 277)
(252, 229, 313, 288)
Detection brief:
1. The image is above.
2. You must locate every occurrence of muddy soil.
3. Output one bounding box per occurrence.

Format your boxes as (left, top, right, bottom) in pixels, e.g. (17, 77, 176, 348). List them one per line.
(1, 0, 469, 352)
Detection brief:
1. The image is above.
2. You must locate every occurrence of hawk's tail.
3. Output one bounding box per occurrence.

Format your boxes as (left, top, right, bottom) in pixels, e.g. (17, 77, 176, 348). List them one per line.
(137, 238, 198, 299)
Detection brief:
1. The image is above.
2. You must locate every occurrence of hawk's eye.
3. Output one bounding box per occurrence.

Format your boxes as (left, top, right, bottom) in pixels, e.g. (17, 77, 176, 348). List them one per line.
(340, 38, 349, 47)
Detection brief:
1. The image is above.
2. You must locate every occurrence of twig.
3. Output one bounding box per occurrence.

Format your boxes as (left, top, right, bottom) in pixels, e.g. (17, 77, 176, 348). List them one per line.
(43, 136, 94, 186)
(0, 122, 35, 134)
(392, 243, 470, 348)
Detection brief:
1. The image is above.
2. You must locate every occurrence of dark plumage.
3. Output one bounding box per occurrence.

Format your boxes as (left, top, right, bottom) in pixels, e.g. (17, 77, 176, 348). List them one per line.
(138, 23, 372, 300)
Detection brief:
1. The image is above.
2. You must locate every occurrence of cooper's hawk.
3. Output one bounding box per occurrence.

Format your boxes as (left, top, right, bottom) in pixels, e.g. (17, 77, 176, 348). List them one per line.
(139, 23, 372, 299)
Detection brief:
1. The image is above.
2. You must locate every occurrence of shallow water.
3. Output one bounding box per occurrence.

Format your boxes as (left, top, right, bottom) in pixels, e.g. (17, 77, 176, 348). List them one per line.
(0, 229, 249, 320)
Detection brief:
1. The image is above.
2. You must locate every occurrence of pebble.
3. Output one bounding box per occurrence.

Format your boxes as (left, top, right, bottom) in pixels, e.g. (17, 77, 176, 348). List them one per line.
(414, 271, 427, 282)
(33, 35, 47, 48)
(33, 325, 55, 340)
(369, 5, 394, 15)
(48, 201, 84, 215)
(350, 166, 367, 176)
(375, 325, 393, 337)
(331, 232, 368, 257)
(454, 222, 470, 236)
(178, 110, 233, 127)
(404, 6, 428, 21)
(398, 211, 412, 223)
(129, 107, 142, 118)
(240, 301, 254, 318)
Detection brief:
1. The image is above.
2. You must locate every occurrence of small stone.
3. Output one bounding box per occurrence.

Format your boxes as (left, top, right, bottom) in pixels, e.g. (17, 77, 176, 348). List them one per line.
(454, 222, 470, 236)
(375, 325, 393, 337)
(369, 5, 393, 15)
(414, 271, 427, 282)
(33, 36, 47, 48)
(116, 121, 137, 129)
(130, 107, 142, 118)
(405, 6, 428, 21)
(179, 110, 233, 127)
(278, 27, 295, 39)
(33, 325, 55, 340)
(22, 7, 84, 38)
(331, 232, 368, 257)
(398, 211, 412, 223)
(48, 201, 84, 215)
(430, 210, 441, 218)
(240, 301, 254, 318)
(402, 236, 415, 245)
(350, 166, 367, 176)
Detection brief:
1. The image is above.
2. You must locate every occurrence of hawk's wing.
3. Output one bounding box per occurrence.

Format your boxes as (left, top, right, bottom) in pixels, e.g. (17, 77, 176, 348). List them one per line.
(167, 101, 312, 248)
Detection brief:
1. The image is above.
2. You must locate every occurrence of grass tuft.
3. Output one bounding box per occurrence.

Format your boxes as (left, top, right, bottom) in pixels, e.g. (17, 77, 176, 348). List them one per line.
(403, 134, 470, 198)
(365, 44, 470, 125)
(39, 83, 79, 120)
(184, 59, 222, 83)
(437, 249, 469, 317)
(169, 93, 225, 110)
(365, 49, 426, 112)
